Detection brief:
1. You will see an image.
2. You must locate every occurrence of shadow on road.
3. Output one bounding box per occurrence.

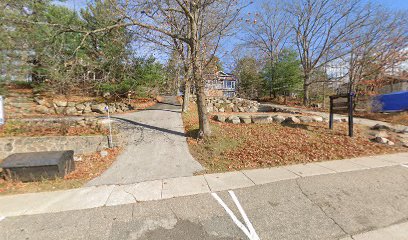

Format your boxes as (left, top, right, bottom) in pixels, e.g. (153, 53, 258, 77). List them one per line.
(112, 116, 186, 137)
(142, 108, 181, 114)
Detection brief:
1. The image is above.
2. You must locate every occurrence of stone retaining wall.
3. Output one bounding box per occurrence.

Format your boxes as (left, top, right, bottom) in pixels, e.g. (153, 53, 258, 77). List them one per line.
(0, 135, 126, 159)
(214, 114, 350, 125)
(205, 97, 260, 113)
(33, 98, 134, 115)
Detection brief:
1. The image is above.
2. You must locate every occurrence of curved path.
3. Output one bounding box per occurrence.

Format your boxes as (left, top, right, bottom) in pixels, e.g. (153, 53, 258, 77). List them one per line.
(86, 96, 203, 186)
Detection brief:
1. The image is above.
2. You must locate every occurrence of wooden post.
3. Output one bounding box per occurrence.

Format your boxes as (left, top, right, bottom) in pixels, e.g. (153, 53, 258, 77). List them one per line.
(348, 93, 354, 137)
(329, 97, 334, 130)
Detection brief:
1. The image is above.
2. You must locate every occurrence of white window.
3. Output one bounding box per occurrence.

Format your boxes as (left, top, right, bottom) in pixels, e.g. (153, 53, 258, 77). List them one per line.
(224, 81, 235, 89)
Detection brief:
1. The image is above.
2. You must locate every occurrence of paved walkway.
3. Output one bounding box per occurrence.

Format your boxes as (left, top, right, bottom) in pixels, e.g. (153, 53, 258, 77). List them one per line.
(0, 152, 407, 218)
(260, 103, 408, 131)
(1, 155, 408, 239)
(86, 97, 203, 186)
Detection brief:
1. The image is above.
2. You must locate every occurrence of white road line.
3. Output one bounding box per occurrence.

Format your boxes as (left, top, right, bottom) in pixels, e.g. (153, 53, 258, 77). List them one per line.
(229, 191, 260, 240)
(401, 164, 408, 168)
(211, 193, 253, 239)
(211, 192, 260, 240)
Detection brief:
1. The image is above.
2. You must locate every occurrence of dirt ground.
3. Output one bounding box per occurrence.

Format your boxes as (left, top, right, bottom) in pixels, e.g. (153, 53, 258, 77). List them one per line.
(183, 106, 407, 173)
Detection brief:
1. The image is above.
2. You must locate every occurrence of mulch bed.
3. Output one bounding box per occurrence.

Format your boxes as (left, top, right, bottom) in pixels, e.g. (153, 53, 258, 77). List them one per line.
(0, 147, 122, 195)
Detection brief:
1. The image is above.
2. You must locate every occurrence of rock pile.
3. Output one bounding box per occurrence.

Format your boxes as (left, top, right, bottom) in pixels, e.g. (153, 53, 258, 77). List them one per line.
(214, 114, 325, 124)
(205, 97, 260, 113)
(34, 98, 134, 115)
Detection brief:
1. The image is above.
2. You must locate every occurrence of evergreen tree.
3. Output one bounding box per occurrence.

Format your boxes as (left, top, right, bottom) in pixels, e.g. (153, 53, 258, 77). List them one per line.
(262, 49, 302, 97)
(234, 57, 263, 99)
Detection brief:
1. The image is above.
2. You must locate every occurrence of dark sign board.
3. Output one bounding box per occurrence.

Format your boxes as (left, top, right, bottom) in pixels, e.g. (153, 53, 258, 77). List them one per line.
(329, 94, 354, 137)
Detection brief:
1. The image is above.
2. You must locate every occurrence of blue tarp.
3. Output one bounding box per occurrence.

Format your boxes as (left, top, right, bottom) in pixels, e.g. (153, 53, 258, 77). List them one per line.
(373, 91, 408, 112)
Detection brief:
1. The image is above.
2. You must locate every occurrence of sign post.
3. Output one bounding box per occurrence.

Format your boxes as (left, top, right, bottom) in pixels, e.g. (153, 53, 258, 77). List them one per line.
(105, 106, 113, 148)
(0, 96, 4, 126)
(329, 93, 354, 137)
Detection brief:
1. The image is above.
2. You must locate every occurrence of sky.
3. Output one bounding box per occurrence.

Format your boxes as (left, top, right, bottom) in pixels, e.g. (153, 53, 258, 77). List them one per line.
(55, 0, 408, 11)
(54, 0, 408, 71)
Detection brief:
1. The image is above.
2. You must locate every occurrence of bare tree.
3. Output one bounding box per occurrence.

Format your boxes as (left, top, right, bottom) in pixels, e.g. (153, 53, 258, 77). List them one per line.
(63, 0, 247, 137)
(288, 0, 371, 105)
(345, 8, 408, 95)
(240, 0, 292, 97)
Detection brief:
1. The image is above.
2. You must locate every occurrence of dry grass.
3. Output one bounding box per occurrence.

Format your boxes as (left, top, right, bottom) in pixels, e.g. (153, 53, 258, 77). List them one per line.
(183, 106, 407, 173)
(0, 147, 121, 195)
(0, 120, 108, 137)
(355, 111, 408, 126)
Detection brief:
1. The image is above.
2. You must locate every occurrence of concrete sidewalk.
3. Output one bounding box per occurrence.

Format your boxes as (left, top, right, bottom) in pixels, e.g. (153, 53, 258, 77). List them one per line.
(1, 160, 408, 240)
(0, 152, 407, 218)
(341, 222, 408, 240)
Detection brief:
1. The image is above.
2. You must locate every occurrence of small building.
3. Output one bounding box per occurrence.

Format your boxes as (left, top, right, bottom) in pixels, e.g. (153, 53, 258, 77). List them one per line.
(205, 71, 238, 97)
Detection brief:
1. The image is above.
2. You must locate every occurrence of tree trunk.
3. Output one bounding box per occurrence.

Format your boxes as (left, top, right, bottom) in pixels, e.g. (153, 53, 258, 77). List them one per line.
(303, 74, 310, 106)
(182, 80, 191, 113)
(303, 84, 310, 106)
(322, 81, 326, 109)
(195, 82, 211, 138)
(189, 2, 211, 138)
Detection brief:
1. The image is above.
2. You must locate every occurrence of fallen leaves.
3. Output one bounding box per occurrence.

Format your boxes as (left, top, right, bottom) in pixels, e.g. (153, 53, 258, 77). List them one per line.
(0, 147, 122, 195)
(183, 106, 407, 173)
(0, 121, 108, 137)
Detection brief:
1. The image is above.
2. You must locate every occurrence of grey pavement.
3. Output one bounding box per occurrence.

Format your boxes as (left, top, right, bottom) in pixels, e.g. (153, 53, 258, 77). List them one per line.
(0, 152, 407, 218)
(1, 165, 408, 239)
(86, 96, 203, 186)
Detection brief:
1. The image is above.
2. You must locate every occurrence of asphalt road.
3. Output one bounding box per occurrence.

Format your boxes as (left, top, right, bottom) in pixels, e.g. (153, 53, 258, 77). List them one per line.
(1, 165, 408, 239)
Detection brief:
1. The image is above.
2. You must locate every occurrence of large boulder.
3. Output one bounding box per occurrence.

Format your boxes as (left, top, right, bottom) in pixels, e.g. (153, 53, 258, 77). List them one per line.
(67, 102, 76, 107)
(53, 100, 68, 107)
(75, 103, 86, 111)
(252, 116, 273, 124)
(299, 116, 313, 123)
(397, 127, 408, 134)
(55, 107, 65, 115)
(311, 116, 324, 122)
(272, 115, 286, 123)
(34, 97, 49, 107)
(374, 131, 389, 138)
(227, 115, 240, 124)
(91, 103, 107, 114)
(239, 115, 252, 124)
(65, 107, 78, 115)
(207, 105, 214, 113)
(216, 115, 226, 123)
(35, 105, 52, 114)
(248, 107, 258, 113)
(83, 104, 92, 113)
(371, 124, 391, 131)
(373, 137, 394, 146)
(283, 116, 301, 124)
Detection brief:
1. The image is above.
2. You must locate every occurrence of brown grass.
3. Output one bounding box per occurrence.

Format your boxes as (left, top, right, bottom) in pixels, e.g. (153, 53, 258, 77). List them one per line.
(183, 106, 407, 173)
